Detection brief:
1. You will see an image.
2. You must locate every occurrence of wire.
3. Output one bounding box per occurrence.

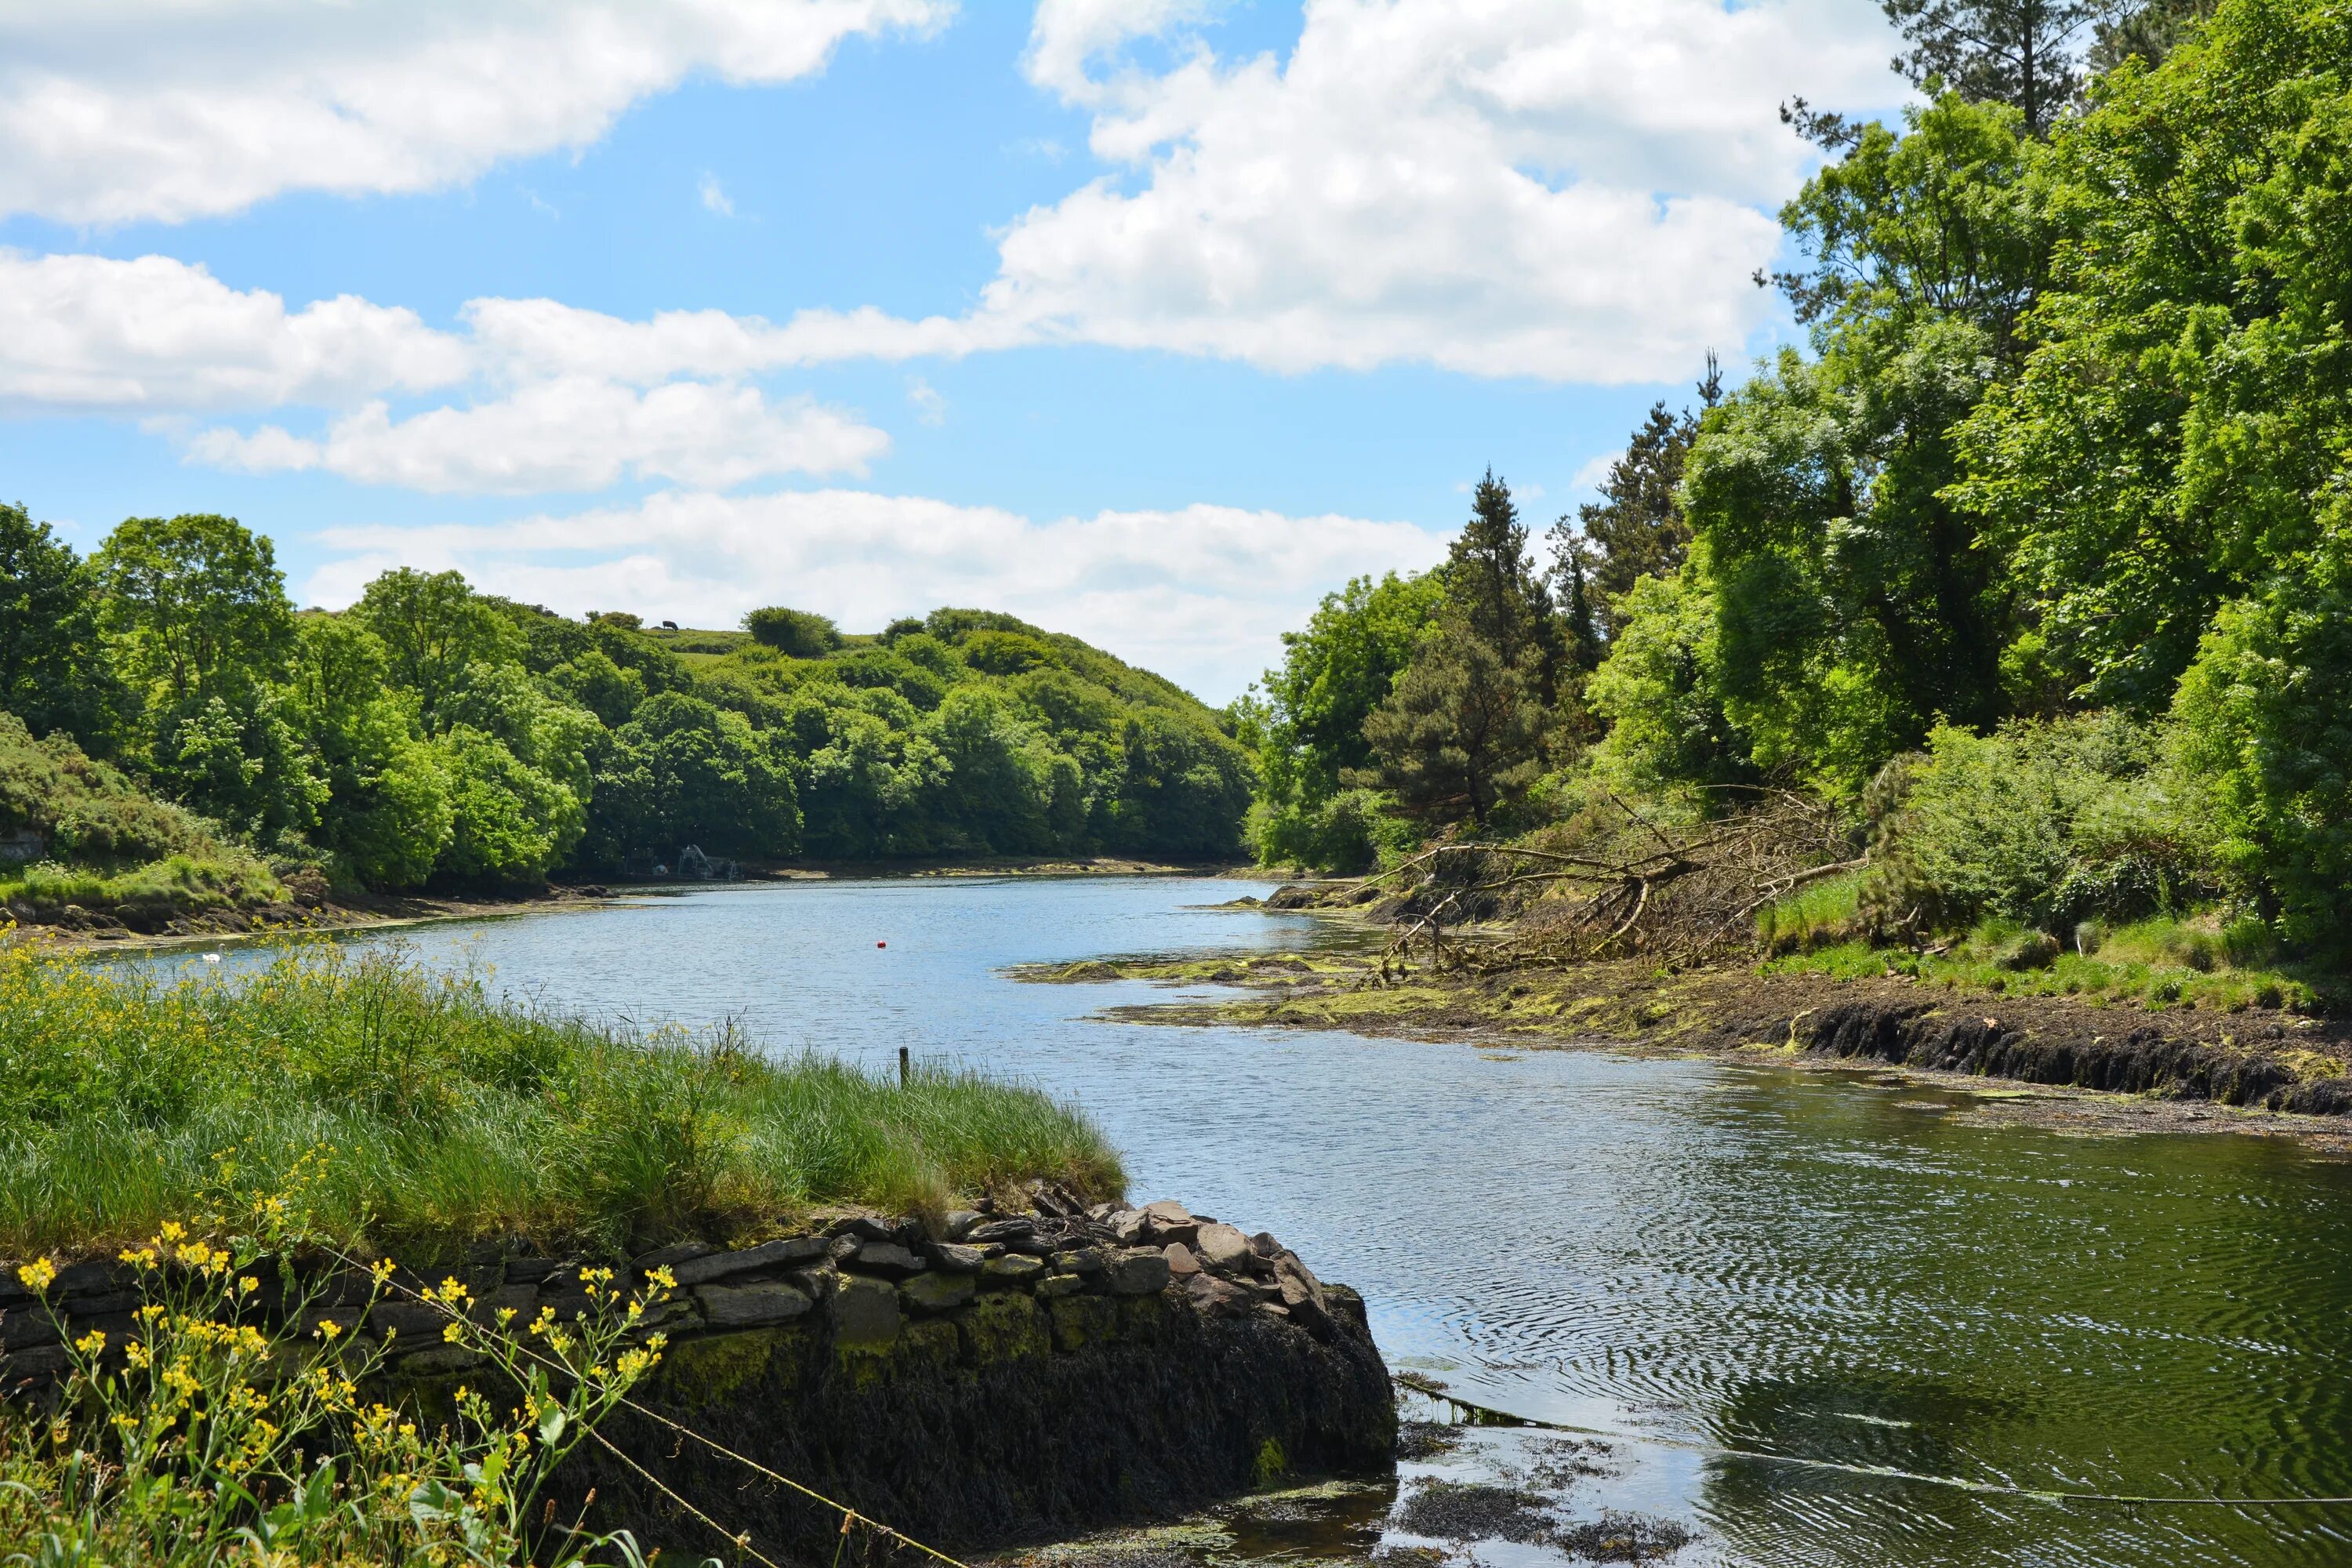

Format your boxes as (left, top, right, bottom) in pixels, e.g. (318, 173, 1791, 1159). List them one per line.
(325, 1245, 982, 1568)
(1394, 1374, 2352, 1510)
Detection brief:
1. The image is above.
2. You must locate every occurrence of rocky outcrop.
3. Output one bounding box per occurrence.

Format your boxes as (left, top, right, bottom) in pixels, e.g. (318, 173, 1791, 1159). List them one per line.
(1798, 1000, 2352, 1114)
(1, 1189, 1395, 1560)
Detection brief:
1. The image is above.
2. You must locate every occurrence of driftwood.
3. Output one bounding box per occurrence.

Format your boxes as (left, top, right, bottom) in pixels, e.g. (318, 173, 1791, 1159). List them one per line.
(1367, 789, 1865, 978)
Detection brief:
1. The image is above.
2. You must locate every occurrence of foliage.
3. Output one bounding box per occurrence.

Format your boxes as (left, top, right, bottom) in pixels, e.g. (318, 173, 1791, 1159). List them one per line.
(1553, 358, 1722, 636)
(0, 503, 113, 744)
(1878, 0, 2112, 134)
(1241, 570, 1444, 869)
(1867, 713, 2220, 935)
(0, 939, 1124, 1259)
(742, 604, 843, 658)
(1357, 476, 1564, 828)
(586, 692, 799, 863)
(2, 1200, 681, 1567)
(354, 570, 525, 723)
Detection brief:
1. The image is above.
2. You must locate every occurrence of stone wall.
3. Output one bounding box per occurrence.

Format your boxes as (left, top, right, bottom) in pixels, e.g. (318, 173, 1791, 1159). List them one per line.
(2, 1190, 1396, 1560)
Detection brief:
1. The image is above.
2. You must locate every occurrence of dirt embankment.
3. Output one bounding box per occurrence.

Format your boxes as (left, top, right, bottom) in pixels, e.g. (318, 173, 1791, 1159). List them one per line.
(1035, 936, 2352, 1146)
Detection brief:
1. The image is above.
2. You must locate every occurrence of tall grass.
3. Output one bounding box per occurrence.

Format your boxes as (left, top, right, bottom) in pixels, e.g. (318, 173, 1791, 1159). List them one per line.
(0, 935, 1123, 1261)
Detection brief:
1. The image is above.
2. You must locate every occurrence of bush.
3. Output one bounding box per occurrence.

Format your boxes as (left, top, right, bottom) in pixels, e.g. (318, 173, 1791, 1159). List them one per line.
(1251, 787, 1420, 874)
(1867, 713, 2218, 937)
(742, 605, 843, 658)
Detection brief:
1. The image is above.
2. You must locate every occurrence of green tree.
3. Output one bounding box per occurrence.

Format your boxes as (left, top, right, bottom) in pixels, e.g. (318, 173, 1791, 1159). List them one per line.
(2087, 0, 2216, 70)
(588, 691, 798, 862)
(93, 514, 296, 707)
(1585, 567, 1755, 797)
(352, 569, 524, 721)
(0, 503, 112, 744)
(743, 605, 843, 657)
(1356, 608, 1548, 829)
(288, 617, 451, 887)
(431, 725, 585, 884)
(1880, 0, 2114, 134)
(1554, 357, 1722, 637)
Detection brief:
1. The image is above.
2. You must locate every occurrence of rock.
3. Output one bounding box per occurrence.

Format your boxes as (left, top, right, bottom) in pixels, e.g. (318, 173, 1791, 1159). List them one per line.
(979, 1254, 1045, 1291)
(1182, 1274, 1256, 1319)
(1163, 1243, 1201, 1279)
(695, 1281, 813, 1328)
(1033, 1272, 1084, 1299)
(829, 1274, 899, 1351)
(671, 1236, 829, 1287)
(1104, 1208, 1147, 1245)
(1047, 1294, 1120, 1352)
(846, 1241, 926, 1279)
(1271, 1252, 1333, 1338)
(927, 1243, 985, 1274)
(1193, 1222, 1252, 1272)
(631, 1242, 717, 1275)
(828, 1216, 898, 1243)
(942, 1210, 984, 1241)
(1250, 1232, 1283, 1259)
(1265, 884, 1320, 910)
(898, 1272, 976, 1316)
(504, 1256, 565, 1285)
(1105, 1249, 1171, 1296)
(828, 1236, 863, 1265)
(968, 1219, 1036, 1245)
(1, 1309, 60, 1351)
(391, 1344, 486, 1376)
(1049, 1247, 1104, 1276)
(958, 1293, 1049, 1361)
(0, 1343, 72, 1381)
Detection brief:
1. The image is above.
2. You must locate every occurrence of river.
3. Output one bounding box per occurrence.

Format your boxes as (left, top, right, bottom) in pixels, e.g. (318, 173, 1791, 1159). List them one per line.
(156, 876, 2352, 1567)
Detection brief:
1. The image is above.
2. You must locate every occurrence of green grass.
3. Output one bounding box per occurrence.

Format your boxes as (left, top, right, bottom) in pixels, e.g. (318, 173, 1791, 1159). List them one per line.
(1755, 870, 1867, 953)
(1759, 911, 2318, 1014)
(0, 851, 281, 917)
(0, 937, 1122, 1262)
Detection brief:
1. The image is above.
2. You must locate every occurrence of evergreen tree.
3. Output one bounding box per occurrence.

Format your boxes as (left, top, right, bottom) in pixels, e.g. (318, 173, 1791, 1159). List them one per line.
(1552, 357, 1722, 637)
(2086, 0, 2216, 71)
(1880, 0, 2114, 135)
(1356, 608, 1546, 829)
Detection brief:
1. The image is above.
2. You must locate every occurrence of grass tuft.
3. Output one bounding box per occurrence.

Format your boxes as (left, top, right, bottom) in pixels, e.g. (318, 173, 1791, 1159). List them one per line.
(0, 935, 1122, 1262)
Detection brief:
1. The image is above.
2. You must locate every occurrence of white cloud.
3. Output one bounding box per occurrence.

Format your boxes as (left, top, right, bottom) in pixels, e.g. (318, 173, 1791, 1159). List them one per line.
(1571, 451, 1620, 495)
(699, 172, 735, 217)
(0, 250, 468, 412)
(979, 0, 1906, 382)
(190, 382, 887, 494)
(906, 377, 946, 425)
(0, 1, 954, 224)
(303, 490, 1448, 699)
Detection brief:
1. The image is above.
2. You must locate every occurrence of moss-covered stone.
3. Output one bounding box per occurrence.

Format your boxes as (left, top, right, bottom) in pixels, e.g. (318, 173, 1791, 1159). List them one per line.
(1047, 1294, 1119, 1352)
(657, 1326, 804, 1408)
(829, 1273, 899, 1353)
(960, 1292, 1050, 1363)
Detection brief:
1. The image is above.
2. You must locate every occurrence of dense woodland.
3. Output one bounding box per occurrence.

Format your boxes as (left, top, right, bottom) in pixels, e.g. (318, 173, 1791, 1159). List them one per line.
(1241, 0, 2352, 960)
(0, 508, 1249, 913)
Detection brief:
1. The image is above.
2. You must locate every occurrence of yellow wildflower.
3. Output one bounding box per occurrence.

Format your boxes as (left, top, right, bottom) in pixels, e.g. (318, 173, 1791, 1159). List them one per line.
(15, 1258, 55, 1294)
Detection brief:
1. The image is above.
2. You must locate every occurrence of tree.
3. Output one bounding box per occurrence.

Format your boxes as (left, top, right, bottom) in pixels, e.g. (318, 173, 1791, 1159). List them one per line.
(288, 617, 451, 887)
(743, 605, 843, 658)
(0, 503, 112, 744)
(1448, 471, 1559, 684)
(1552, 357, 1722, 637)
(2087, 0, 2216, 71)
(588, 692, 798, 863)
(1356, 609, 1547, 829)
(1880, 0, 2115, 134)
(351, 569, 524, 722)
(93, 514, 296, 707)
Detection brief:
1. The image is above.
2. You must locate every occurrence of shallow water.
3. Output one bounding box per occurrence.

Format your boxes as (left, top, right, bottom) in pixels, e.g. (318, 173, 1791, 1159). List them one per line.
(145, 878, 2352, 1566)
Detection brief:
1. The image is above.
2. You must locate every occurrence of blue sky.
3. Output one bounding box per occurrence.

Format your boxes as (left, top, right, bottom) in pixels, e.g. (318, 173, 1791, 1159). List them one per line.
(0, 0, 1907, 700)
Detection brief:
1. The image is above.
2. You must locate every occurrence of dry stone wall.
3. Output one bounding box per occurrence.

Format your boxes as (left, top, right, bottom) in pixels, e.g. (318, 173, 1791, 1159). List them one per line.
(2, 1188, 1396, 1559)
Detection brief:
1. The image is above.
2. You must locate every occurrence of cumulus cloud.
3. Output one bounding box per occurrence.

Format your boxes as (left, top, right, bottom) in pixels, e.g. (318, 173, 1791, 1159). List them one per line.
(190, 382, 888, 494)
(303, 491, 1448, 699)
(0, 0, 953, 224)
(0, 250, 467, 412)
(699, 172, 736, 217)
(980, 0, 1906, 382)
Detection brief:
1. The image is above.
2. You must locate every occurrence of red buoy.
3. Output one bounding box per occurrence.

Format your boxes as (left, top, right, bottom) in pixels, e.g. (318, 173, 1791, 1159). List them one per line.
(877, 941, 887, 948)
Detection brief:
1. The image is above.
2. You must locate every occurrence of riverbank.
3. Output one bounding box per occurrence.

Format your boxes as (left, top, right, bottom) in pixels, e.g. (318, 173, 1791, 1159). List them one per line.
(12, 856, 1257, 953)
(1024, 935, 2352, 1152)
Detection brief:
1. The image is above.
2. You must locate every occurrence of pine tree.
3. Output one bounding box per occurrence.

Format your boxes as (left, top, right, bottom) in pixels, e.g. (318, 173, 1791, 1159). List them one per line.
(2085, 0, 2214, 73)
(1355, 607, 1545, 829)
(1880, 0, 2114, 135)
(1549, 355, 1722, 637)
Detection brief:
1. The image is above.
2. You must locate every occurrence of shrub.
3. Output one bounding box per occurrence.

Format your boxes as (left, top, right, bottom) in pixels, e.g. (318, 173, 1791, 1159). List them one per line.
(742, 605, 843, 658)
(1867, 712, 2219, 936)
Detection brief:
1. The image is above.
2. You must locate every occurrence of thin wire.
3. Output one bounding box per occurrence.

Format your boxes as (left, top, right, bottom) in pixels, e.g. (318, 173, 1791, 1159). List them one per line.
(581, 1425, 786, 1568)
(324, 1246, 981, 1568)
(1395, 1375, 2352, 1511)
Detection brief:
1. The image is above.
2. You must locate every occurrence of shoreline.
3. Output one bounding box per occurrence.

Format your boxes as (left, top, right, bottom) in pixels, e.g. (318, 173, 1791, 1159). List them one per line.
(13, 857, 1271, 955)
(1020, 938, 2352, 1155)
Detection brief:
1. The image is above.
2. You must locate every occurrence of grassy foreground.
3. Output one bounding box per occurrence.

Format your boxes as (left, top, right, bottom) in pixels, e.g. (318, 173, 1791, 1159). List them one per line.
(0, 932, 1122, 1261)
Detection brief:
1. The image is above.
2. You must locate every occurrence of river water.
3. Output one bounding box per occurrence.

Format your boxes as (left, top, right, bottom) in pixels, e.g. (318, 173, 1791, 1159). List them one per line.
(155, 877, 2352, 1566)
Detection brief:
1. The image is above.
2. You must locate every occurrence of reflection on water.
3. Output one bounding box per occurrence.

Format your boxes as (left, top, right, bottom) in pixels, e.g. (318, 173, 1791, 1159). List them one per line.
(132, 879, 2352, 1566)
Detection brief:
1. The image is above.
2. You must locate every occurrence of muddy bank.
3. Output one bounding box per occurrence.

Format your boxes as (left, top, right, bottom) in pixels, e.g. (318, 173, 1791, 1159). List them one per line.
(1032, 947, 2352, 1146)
(12, 884, 632, 953)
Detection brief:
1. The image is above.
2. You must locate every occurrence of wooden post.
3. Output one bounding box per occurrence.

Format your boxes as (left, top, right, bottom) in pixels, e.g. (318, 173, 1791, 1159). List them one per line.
(898, 1046, 909, 1087)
